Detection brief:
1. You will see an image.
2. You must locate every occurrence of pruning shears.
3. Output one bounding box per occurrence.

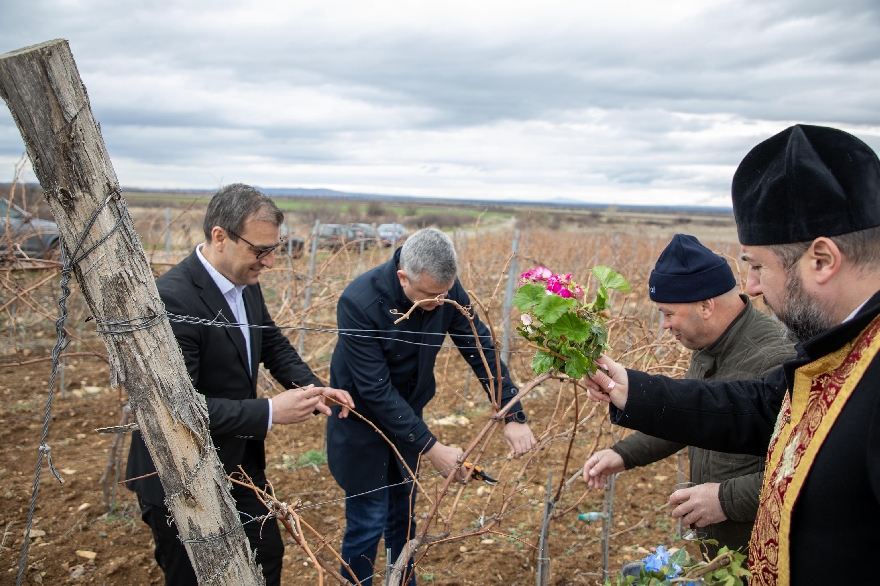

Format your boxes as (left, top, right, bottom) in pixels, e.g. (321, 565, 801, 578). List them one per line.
(462, 461, 498, 485)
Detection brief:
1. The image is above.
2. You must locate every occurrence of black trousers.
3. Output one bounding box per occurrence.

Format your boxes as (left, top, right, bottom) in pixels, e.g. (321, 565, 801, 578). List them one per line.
(138, 486, 284, 586)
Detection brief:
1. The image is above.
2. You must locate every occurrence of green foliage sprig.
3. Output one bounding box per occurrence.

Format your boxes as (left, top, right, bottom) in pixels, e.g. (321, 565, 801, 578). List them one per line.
(514, 265, 630, 379)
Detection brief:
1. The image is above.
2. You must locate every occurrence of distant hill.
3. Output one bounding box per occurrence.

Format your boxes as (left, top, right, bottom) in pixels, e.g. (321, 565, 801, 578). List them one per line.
(253, 187, 733, 216)
(9, 183, 732, 217)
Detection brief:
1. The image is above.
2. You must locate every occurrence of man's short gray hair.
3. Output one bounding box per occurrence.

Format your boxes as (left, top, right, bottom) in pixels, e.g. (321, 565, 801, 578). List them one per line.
(203, 183, 284, 241)
(399, 228, 458, 284)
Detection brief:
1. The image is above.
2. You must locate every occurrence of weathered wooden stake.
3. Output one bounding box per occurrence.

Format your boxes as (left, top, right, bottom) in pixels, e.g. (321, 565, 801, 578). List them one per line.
(0, 39, 263, 585)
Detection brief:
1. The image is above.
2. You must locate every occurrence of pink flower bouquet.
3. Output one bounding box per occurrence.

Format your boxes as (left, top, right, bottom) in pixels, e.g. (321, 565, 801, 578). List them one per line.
(515, 265, 630, 378)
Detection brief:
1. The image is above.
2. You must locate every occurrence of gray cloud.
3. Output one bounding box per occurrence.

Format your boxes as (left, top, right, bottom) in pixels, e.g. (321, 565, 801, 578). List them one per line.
(0, 0, 878, 203)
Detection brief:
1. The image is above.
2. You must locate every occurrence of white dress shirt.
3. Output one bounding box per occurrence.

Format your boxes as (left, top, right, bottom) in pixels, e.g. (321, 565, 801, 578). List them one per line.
(196, 244, 273, 429)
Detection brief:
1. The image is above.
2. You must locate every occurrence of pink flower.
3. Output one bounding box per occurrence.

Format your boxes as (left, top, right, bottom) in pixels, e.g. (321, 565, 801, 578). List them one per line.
(521, 314, 532, 326)
(520, 266, 554, 284)
(523, 266, 584, 299)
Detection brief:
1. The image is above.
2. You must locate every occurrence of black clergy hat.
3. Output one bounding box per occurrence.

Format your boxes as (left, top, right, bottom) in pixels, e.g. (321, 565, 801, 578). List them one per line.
(648, 234, 736, 303)
(732, 124, 880, 246)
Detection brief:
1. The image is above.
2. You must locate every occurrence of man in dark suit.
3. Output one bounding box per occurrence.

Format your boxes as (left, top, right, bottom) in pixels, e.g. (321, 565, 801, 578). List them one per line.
(328, 228, 537, 585)
(126, 183, 353, 586)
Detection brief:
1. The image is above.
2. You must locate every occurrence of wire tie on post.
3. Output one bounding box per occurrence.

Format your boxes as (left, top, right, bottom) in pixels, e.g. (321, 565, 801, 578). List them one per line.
(40, 444, 63, 484)
(178, 513, 270, 544)
(179, 523, 242, 544)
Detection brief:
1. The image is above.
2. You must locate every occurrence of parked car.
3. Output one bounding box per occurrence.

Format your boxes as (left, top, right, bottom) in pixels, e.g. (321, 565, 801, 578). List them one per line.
(377, 223, 408, 247)
(278, 224, 305, 258)
(0, 198, 60, 260)
(316, 223, 350, 251)
(345, 223, 380, 249)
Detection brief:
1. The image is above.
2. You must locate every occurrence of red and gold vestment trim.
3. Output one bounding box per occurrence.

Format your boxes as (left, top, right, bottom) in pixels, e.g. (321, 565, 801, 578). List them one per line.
(748, 314, 880, 586)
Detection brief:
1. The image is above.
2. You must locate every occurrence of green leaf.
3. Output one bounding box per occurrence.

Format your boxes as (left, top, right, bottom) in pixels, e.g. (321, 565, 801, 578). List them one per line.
(534, 294, 577, 324)
(589, 323, 609, 349)
(669, 547, 689, 567)
(532, 350, 554, 374)
(594, 285, 609, 310)
(513, 283, 546, 311)
(563, 350, 590, 379)
(591, 266, 631, 292)
(550, 312, 590, 343)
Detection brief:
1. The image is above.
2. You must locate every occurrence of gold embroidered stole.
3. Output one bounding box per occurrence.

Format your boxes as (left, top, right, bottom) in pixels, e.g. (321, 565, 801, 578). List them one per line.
(748, 314, 880, 586)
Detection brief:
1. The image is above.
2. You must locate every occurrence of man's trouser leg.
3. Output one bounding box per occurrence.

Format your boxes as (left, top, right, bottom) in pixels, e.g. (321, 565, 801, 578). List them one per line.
(139, 495, 198, 586)
(235, 481, 284, 584)
(138, 482, 284, 586)
(340, 490, 388, 586)
(340, 478, 417, 585)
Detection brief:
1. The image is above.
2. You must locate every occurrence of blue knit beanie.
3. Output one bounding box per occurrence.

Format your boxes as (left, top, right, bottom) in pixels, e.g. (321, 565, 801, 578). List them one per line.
(648, 234, 736, 303)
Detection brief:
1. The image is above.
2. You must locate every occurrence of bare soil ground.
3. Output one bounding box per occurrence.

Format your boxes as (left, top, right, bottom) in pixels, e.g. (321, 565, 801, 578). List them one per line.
(0, 348, 698, 586)
(0, 214, 738, 586)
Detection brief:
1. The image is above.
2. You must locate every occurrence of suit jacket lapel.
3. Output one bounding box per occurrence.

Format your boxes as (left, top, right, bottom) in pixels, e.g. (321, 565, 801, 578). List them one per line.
(243, 286, 262, 387)
(186, 252, 252, 381)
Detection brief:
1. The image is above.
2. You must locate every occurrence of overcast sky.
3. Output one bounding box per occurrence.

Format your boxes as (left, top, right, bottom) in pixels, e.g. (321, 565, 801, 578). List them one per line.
(1, 0, 879, 206)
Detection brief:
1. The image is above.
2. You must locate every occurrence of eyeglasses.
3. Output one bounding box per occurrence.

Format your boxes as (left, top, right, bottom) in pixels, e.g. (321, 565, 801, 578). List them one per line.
(226, 229, 285, 260)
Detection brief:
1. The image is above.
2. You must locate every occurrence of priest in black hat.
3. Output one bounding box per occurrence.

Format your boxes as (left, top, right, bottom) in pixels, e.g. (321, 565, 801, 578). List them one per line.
(582, 125, 880, 586)
(583, 234, 794, 561)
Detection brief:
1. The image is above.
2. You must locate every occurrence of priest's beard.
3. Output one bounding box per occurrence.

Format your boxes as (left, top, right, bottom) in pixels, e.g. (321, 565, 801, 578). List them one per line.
(764, 270, 835, 344)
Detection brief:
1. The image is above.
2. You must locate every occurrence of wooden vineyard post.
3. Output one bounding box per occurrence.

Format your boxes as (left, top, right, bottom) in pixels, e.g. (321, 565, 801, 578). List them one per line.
(0, 40, 264, 586)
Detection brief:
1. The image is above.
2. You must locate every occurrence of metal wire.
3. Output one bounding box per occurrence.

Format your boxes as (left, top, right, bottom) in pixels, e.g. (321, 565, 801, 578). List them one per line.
(13, 191, 580, 584)
(296, 436, 572, 513)
(93, 311, 541, 356)
(17, 188, 124, 586)
(178, 511, 271, 545)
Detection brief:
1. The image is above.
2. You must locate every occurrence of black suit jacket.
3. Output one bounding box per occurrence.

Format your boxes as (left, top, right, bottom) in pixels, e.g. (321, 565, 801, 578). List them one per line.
(126, 250, 321, 505)
(327, 248, 524, 496)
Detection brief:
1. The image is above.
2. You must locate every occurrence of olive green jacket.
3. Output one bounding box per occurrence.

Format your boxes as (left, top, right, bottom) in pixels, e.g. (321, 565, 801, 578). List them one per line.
(612, 297, 796, 556)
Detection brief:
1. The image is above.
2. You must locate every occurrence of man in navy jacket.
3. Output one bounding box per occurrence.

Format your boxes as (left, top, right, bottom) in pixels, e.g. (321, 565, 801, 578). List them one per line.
(328, 228, 536, 585)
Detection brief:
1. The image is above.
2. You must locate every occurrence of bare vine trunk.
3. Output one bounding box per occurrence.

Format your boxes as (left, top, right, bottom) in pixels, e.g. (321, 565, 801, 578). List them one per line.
(0, 39, 263, 586)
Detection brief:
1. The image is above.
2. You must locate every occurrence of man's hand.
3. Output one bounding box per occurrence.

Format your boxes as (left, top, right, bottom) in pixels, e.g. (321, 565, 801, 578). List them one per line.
(669, 482, 727, 527)
(503, 421, 537, 457)
(583, 355, 629, 410)
(271, 385, 326, 424)
(271, 386, 354, 423)
(582, 449, 625, 489)
(425, 441, 466, 482)
(318, 388, 355, 418)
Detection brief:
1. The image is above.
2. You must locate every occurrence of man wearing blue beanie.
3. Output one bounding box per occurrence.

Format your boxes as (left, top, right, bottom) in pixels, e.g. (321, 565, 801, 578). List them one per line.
(584, 234, 794, 560)
(583, 125, 880, 585)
